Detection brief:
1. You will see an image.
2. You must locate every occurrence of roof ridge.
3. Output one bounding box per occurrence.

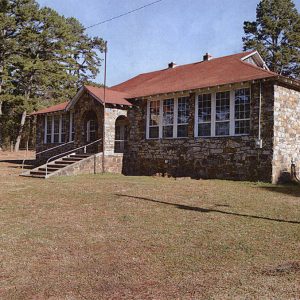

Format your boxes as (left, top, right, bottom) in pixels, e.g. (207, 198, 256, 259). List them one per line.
(111, 50, 257, 90)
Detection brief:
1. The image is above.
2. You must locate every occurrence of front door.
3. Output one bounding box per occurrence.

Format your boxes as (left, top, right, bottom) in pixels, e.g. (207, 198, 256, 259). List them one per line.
(86, 119, 96, 143)
(85, 117, 98, 153)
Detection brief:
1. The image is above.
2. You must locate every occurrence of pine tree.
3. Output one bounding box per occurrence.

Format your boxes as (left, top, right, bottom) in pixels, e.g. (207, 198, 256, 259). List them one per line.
(0, 0, 105, 150)
(243, 0, 300, 78)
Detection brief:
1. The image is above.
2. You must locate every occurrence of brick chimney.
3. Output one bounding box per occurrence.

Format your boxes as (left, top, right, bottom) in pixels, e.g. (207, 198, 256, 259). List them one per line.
(168, 62, 177, 68)
(203, 53, 213, 61)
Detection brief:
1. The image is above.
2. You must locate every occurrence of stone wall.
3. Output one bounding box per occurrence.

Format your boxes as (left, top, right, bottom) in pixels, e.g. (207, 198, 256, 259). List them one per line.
(35, 92, 128, 165)
(73, 92, 104, 152)
(272, 84, 300, 183)
(104, 107, 128, 155)
(124, 82, 275, 182)
(46, 153, 124, 177)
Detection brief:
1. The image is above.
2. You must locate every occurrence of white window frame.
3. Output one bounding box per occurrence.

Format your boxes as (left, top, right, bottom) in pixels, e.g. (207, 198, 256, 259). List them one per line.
(69, 112, 75, 142)
(86, 119, 96, 143)
(146, 94, 190, 140)
(195, 93, 212, 137)
(194, 86, 251, 138)
(234, 88, 251, 135)
(177, 96, 190, 138)
(215, 90, 231, 137)
(44, 114, 65, 144)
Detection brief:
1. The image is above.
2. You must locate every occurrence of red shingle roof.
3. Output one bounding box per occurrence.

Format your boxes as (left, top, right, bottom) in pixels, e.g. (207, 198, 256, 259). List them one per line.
(32, 86, 132, 115)
(84, 85, 132, 106)
(31, 101, 68, 115)
(111, 51, 277, 97)
(32, 51, 281, 115)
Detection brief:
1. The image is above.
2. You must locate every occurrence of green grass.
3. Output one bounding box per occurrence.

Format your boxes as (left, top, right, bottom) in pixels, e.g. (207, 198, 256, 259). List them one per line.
(0, 160, 299, 299)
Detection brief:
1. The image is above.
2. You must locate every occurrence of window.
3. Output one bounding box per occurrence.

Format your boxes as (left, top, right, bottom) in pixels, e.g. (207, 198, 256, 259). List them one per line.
(177, 97, 189, 138)
(235, 88, 250, 135)
(69, 112, 75, 142)
(198, 94, 211, 137)
(61, 115, 66, 143)
(44, 114, 67, 144)
(46, 116, 52, 143)
(195, 87, 251, 138)
(215, 91, 230, 136)
(147, 96, 191, 139)
(87, 119, 96, 142)
(163, 98, 174, 138)
(149, 100, 160, 139)
(53, 115, 60, 143)
(115, 117, 129, 153)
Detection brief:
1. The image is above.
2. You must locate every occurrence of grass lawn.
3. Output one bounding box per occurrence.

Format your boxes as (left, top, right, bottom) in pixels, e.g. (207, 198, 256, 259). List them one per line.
(0, 153, 299, 299)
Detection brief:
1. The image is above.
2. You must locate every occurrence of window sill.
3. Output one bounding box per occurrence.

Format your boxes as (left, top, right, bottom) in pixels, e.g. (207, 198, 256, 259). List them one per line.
(195, 134, 250, 139)
(146, 137, 189, 141)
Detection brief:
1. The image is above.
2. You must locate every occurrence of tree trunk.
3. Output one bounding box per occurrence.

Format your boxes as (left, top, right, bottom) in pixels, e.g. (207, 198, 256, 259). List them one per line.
(0, 82, 2, 151)
(14, 110, 27, 152)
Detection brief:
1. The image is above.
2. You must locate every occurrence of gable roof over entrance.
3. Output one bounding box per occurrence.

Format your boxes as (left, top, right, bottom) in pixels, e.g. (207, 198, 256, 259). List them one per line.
(33, 85, 132, 115)
(65, 85, 132, 111)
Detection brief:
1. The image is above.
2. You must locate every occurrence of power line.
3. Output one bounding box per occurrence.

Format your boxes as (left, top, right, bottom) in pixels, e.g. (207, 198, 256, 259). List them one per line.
(85, 0, 164, 30)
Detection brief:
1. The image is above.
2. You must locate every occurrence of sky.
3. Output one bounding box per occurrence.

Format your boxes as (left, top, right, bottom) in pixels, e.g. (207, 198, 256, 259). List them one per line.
(37, 0, 300, 87)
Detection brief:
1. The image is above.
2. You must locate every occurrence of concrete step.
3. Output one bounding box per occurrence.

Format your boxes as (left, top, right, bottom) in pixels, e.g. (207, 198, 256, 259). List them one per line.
(54, 161, 75, 166)
(62, 157, 83, 162)
(23, 153, 95, 179)
(70, 154, 92, 158)
(30, 171, 47, 176)
(38, 167, 60, 172)
(28, 174, 46, 178)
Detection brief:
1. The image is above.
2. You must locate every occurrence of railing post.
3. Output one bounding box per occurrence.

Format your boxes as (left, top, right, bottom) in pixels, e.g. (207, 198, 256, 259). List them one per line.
(84, 146, 86, 154)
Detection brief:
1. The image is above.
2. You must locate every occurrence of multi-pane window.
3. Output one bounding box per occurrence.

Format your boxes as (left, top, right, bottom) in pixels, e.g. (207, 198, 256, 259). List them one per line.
(195, 87, 251, 138)
(70, 112, 75, 142)
(87, 119, 96, 142)
(147, 88, 251, 139)
(235, 88, 250, 134)
(53, 115, 60, 143)
(61, 115, 66, 143)
(147, 97, 190, 139)
(149, 100, 160, 139)
(177, 97, 189, 138)
(198, 94, 211, 137)
(163, 99, 174, 138)
(46, 116, 52, 144)
(44, 114, 67, 144)
(215, 91, 230, 136)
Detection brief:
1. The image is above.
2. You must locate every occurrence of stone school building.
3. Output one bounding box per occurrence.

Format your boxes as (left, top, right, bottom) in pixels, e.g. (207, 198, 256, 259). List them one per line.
(28, 50, 300, 183)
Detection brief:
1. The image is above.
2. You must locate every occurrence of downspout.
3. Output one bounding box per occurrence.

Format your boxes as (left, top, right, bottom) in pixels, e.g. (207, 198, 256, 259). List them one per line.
(257, 80, 263, 148)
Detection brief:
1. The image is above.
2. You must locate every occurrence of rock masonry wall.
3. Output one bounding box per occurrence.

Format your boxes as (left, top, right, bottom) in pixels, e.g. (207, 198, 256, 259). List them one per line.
(272, 84, 300, 183)
(124, 82, 275, 182)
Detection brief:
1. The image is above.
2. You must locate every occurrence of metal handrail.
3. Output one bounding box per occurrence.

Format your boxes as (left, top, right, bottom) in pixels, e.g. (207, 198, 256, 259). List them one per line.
(21, 140, 75, 170)
(45, 138, 102, 177)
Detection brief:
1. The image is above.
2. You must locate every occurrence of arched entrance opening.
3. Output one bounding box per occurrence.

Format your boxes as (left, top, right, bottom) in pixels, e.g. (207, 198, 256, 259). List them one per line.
(114, 116, 129, 153)
(82, 110, 100, 153)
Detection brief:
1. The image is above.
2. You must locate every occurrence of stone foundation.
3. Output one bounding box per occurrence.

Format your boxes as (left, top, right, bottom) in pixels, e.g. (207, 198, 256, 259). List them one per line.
(44, 153, 124, 178)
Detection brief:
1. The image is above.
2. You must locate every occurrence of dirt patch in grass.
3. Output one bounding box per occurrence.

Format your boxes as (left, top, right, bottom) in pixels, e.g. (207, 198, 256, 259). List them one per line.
(262, 261, 300, 276)
(0, 153, 299, 299)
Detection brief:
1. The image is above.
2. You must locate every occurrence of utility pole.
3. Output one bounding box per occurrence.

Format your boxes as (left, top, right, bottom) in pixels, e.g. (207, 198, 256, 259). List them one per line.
(102, 41, 107, 173)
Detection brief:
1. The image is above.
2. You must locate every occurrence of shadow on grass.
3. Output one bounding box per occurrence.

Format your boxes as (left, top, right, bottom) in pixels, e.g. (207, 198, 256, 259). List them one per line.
(259, 185, 300, 198)
(115, 194, 300, 225)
